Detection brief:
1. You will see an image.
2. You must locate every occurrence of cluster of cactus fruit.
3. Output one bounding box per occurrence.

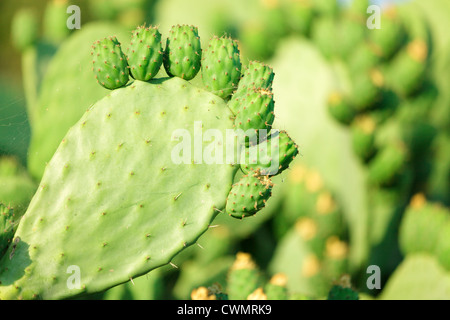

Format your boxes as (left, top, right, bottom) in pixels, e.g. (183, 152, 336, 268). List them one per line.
(190, 252, 358, 300)
(0, 23, 298, 300)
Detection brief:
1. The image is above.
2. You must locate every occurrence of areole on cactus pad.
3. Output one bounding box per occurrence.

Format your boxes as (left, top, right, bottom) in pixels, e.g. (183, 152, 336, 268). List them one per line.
(0, 24, 299, 300)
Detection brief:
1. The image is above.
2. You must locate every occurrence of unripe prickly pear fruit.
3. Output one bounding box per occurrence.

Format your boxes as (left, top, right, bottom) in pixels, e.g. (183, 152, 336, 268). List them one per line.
(191, 286, 217, 300)
(368, 142, 408, 186)
(351, 115, 377, 162)
(240, 130, 299, 176)
(349, 68, 385, 111)
(225, 174, 273, 219)
(399, 194, 449, 256)
(43, 0, 72, 44)
(11, 8, 38, 52)
(326, 92, 355, 125)
(368, 7, 406, 59)
(264, 273, 289, 300)
(227, 252, 262, 300)
(0, 204, 15, 258)
(384, 39, 428, 97)
(127, 25, 163, 81)
(163, 25, 202, 80)
(202, 36, 242, 99)
(91, 36, 129, 89)
(348, 42, 382, 75)
(238, 61, 274, 93)
(233, 88, 275, 146)
(228, 60, 274, 115)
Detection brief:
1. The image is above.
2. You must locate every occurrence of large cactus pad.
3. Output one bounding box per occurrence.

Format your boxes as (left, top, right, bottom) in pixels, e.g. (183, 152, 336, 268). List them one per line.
(0, 78, 237, 299)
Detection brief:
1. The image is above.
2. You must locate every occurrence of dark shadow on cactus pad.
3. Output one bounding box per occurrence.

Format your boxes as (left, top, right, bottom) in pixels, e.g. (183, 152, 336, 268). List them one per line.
(0, 238, 31, 286)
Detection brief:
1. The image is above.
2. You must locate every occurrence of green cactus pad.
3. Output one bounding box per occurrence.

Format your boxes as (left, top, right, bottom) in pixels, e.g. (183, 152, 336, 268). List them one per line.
(163, 25, 202, 80)
(233, 88, 275, 145)
(91, 36, 129, 89)
(225, 174, 273, 219)
(240, 130, 299, 176)
(28, 22, 130, 180)
(127, 26, 164, 81)
(0, 78, 239, 300)
(201, 36, 242, 99)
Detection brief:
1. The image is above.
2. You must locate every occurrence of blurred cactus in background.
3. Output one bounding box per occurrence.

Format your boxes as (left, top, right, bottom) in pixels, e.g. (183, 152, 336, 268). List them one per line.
(0, 0, 449, 300)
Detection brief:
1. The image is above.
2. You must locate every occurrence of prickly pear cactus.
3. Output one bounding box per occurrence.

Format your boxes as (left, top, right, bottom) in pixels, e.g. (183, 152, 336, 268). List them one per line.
(0, 25, 298, 300)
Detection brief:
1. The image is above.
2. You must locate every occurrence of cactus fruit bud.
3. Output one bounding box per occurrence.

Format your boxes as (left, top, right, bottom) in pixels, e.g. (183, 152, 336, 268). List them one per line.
(385, 39, 428, 97)
(225, 174, 273, 219)
(247, 288, 267, 300)
(201, 36, 242, 99)
(351, 115, 377, 162)
(238, 61, 274, 93)
(11, 8, 38, 52)
(368, 7, 406, 59)
(399, 194, 450, 257)
(91, 36, 129, 90)
(163, 25, 202, 80)
(227, 252, 262, 300)
(240, 130, 299, 176)
(228, 61, 274, 115)
(326, 92, 355, 125)
(127, 25, 163, 81)
(264, 273, 289, 300)
(349, 68, 384, 111)
(368, 142, 408, 186)
(233, 88, 275, 145)
(191, 287, 217, 300)
(43, 0, 71, 43)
